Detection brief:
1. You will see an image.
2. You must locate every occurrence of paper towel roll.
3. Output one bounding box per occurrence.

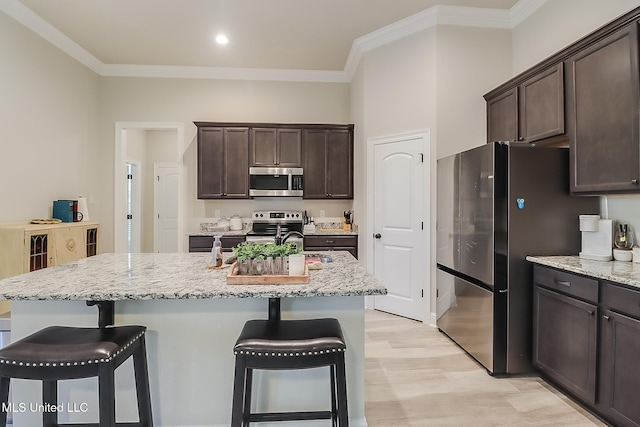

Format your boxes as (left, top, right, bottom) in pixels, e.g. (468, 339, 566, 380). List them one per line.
(77, 195, 89, 222)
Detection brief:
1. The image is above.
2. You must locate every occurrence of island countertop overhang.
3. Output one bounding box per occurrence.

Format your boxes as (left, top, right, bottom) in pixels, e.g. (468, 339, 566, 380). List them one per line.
(0, 251, 387, 301)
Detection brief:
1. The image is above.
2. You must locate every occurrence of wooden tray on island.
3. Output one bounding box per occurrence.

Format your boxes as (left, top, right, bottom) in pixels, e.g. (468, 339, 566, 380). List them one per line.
(226, 262, 309, 285)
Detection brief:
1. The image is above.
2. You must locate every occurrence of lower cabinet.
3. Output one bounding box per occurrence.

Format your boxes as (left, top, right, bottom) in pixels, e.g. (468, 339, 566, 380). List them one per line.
(304, 235, 357, 259)
(533, 265, 640, 427)
(188, 235, 246, 253)
(533, 285, 597, 404)
(599, 283, 640, 427)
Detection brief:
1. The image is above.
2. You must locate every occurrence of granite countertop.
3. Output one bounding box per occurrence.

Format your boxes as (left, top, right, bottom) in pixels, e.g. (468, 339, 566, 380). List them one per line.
(0, 251, 386, 301)
(189, 230, 358, 237)
(527, 255, 640, 289)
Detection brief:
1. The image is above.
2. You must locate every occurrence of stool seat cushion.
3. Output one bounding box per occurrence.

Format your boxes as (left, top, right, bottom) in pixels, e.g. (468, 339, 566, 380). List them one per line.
(234, 318, 345, 355)
(0, 325, 146, 366)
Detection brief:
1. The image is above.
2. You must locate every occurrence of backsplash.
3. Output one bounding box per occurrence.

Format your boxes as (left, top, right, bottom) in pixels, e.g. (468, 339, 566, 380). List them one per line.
(602, 195, 640, 246)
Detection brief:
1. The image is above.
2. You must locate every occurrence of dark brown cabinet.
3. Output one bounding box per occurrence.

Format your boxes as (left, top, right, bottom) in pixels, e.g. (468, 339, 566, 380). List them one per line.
(533, 265, 640, 427)
(250, 127, 301, 167)
(304, 235, 357, 259)
(566, 23, 640, 194)
(196, 126, 250, 199)
(189, 235, 246, 253)
(486, 87, 517, 142)
(600, 283, 640, 427)
(485, 63, 564, 144)
(533, 276, 598, 404)
(303, 127, 354, 199)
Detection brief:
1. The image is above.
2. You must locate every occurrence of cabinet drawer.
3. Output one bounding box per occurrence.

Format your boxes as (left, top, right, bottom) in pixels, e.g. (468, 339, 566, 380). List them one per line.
(304, 235, 357, 247)
(533, 265, 598, 303)
(189, 235, 246, 252)
(602, 282, 640, 319)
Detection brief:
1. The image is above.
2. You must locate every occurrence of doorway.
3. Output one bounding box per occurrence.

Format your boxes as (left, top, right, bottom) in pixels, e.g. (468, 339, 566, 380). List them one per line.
(115, 122, 184, 253)
(367, 130, 430, 322)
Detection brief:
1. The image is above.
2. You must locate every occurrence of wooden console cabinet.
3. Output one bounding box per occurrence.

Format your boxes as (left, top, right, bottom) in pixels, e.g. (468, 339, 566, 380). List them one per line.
(0, 221, 100, 279)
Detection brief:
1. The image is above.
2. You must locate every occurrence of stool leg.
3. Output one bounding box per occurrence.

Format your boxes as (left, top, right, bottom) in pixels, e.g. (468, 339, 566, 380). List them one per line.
(330, 365, 337, 426)
(133, 337, 153, 426)
(335, 352, 348, 427)
(0, 377, 9, 427)
(98, 364, 116, 427)
(231, 354, 247, 427)
(243, 368, 253, 426)
(42, 379, 58, 427)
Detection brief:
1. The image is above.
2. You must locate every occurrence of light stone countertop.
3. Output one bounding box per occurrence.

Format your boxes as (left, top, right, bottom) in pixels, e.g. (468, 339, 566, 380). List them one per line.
(0, 251, 386, 301)
(188, 230, 358, 236)
(527, 255, 640, 289)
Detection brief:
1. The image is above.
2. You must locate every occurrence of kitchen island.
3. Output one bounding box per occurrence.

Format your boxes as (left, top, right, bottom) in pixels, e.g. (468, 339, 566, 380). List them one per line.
(0, 251, 385, 427)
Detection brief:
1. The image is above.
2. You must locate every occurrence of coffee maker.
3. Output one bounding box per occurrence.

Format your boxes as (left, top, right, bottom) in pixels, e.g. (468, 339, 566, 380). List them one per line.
(579, 215, 613, 261)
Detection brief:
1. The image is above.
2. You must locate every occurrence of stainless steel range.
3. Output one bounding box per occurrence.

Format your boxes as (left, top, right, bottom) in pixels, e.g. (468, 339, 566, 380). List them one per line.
(246, 210, 304, 250)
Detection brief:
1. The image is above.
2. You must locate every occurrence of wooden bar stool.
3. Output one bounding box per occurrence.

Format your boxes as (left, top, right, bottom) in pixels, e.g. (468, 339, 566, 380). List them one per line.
(231, 317, 348, 426)
(0, 324, 153, 426)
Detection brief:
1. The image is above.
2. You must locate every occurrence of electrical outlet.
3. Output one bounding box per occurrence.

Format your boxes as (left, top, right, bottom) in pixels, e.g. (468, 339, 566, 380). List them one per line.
(214, 209, 221, 218)
(320, 210, 325, 217)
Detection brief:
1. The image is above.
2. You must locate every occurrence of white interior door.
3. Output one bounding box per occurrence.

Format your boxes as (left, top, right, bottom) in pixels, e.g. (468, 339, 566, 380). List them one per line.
(154, 163, 179, 253)
(372, 134, 427, 321)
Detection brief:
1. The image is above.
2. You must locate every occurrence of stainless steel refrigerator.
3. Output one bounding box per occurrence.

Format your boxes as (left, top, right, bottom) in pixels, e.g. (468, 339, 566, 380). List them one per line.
(436, 142, 598, 375)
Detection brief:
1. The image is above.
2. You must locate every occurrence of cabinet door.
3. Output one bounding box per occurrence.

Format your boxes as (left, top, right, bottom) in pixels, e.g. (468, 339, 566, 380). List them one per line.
(24, 231, 55, 272)
(326, 130, 353, 198)
(303, 129, 328, 198)
(250, 128, 277, 166)
(519, 63, 565, 143)
(486, 87, 518, 142)
(223, 128, 250, 198)
(600, 310, 640, 427)
(198, 127, 225, 198)
(567, 23, 640, 193)
(533, 285, 597, 404)
(53, 226, 86, 265)
(277, 129, 302, 167)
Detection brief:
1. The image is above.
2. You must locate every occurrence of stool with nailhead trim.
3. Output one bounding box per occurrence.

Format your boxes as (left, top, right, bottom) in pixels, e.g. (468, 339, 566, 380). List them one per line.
(0, 325, 153, 426)
(231, 317, 348, 426)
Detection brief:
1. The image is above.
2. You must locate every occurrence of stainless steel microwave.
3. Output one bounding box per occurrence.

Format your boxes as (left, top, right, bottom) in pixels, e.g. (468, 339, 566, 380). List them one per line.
(249, 167, 303, 197)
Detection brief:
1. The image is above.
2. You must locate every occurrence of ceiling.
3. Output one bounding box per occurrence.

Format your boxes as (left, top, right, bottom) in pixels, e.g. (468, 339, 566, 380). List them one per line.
(15, 0, 520, 74)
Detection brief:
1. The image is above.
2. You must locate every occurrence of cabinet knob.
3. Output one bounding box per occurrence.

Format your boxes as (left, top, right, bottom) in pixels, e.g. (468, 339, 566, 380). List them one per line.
(603, 315, 610, 321)
(632, 179, 639, 185)
(374, 233, 382, 239)
(518, 137, 524, 141)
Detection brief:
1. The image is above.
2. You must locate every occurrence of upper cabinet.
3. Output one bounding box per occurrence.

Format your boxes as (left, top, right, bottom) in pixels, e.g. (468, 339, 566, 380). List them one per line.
(250, 127, 302, 167)
(303, 126, 354, 199)
(196, 125, 250, 199)
(484, 63, 564, 144)
(485, 6, 640, 195)
(566, 23, 640, 194)
(195, 122, 354, 200)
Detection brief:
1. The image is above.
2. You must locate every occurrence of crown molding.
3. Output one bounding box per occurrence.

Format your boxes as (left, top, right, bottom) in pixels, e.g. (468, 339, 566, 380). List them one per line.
(100, 64, 349, 83)
(1, 0, 103, 74)
(5, 0, 546, 83)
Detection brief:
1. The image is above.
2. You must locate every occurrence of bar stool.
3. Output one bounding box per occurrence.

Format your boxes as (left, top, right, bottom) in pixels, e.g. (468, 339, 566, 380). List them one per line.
(231, 317, 348, 426)
(0, 324, 153, 426)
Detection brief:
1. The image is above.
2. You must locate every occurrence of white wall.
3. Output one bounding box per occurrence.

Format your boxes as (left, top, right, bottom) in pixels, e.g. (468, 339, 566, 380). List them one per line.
(99, 77, 353, 251)
(0, 12, 100, 224)
(352, 24, 512, 316)
(512, 0, 640, 245)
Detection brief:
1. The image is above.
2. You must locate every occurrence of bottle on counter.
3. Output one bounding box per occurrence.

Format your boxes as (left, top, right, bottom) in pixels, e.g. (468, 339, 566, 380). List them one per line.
(212, 235, 223, 267)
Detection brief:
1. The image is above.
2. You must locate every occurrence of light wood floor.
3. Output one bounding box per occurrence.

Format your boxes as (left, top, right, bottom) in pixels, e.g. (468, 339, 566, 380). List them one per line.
(364, 309, 606, 426)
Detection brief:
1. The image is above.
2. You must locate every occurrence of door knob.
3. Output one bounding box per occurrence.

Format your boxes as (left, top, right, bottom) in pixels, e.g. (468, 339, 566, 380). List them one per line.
(374, 233, 382, 239)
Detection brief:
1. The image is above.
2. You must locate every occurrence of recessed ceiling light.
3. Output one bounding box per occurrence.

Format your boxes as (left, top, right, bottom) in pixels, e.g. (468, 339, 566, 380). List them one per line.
(215, 34, 229, 45)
